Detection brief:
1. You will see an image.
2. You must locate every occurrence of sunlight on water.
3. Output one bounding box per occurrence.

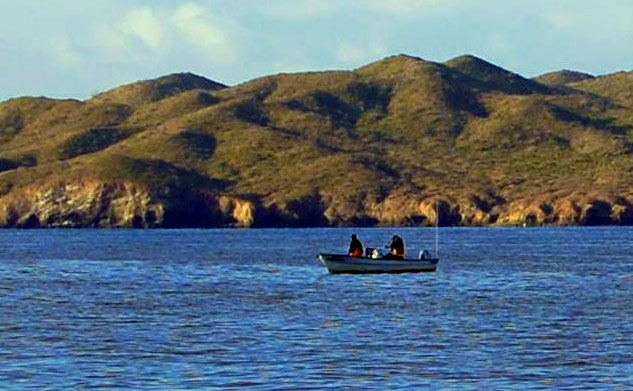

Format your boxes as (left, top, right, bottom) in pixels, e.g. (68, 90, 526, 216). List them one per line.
(1, 227, 633, 390)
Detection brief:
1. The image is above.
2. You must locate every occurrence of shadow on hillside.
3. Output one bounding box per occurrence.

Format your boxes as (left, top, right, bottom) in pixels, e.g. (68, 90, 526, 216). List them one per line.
(121, 158, 232, 193)
(233, 100, 270, 126)
(59, 127, 135, 160)
(236, 192, 331, 228)
(283, 82, 393, 130)
(0, 155, 36, 173)
(550, 106, 630, 135)
(176, 129, 217, 160)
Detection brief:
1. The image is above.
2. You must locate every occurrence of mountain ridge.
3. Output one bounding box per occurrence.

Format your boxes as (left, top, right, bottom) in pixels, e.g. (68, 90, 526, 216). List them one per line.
(2, 54, 633, 227)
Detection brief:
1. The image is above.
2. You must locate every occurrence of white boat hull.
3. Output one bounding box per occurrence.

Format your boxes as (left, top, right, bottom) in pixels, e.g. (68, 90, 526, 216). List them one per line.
(317, 253, 438, 274)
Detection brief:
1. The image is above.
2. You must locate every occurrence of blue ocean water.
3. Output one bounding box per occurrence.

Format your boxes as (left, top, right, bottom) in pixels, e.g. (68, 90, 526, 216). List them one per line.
(1, 227, 632, 390)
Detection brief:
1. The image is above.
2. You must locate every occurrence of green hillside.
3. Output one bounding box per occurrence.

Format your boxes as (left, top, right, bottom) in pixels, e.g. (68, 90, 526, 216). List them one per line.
(2, 55, 633, 227)
(532, 70, 595, 87)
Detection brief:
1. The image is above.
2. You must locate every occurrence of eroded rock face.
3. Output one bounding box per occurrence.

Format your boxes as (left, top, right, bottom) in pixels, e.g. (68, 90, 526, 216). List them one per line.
(471, 196, 633, 227)
(2, 181, 633, 227)
(218, 196, 257, 228)
(321, 193, 633, 227)
(0, 180, 258, 228)
(0, 181, 157, 228)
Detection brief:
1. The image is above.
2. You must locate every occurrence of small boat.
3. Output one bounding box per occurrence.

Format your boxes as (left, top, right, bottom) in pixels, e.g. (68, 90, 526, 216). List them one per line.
(320, 203, 443, 274)
(317, 253, 439, 274)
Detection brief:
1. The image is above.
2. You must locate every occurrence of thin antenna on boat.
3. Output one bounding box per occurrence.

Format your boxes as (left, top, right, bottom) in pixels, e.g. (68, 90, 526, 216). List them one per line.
(435, 200, 439, 259)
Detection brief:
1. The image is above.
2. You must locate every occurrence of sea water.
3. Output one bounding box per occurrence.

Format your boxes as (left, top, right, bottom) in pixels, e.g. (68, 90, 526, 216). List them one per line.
(1, 227, 632, 390)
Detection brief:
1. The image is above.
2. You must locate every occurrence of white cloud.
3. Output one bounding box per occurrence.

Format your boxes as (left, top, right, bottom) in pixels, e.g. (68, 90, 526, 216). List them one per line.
(120, 7, 163, 50)
(171, 3, 237, 62)
(49, 36, 82, 67)
(92, 7, 164, 60)
(367, 0, 459, 16)
(89, 2, 239, 65)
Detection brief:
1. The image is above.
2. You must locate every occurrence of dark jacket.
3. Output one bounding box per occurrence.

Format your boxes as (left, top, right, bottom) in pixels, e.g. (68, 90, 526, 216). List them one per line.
(389, 236, 404, 259)
(348, 235, 363, 257)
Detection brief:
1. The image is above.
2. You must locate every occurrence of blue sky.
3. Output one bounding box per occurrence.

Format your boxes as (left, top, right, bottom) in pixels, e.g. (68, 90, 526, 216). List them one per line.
(2, 0, 633, 101)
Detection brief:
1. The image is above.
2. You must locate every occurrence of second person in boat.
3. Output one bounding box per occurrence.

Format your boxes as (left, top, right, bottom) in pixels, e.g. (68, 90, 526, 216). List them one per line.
(384, 235, 405, 260)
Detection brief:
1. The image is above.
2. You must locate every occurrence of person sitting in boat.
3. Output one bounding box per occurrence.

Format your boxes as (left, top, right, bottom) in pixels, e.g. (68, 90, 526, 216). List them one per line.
(348, 234, 364, 258)
(384, 235, 405, 260)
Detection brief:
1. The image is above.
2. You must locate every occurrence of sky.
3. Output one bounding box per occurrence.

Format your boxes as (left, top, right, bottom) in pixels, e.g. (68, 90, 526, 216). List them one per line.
(2, 0, 633, 101)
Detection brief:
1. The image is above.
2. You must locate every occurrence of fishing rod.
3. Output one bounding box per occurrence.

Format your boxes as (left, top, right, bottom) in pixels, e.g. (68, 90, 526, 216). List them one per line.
(435, 200, 439, 259)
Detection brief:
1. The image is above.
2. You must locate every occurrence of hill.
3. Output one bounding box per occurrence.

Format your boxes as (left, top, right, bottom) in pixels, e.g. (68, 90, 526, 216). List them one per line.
(532, 70, 595, 87)
(2, 55, 633, 227)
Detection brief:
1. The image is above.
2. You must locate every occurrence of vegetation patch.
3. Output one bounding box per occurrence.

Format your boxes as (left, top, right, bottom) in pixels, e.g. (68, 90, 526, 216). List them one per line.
(282, 193, 329, 227)
(118, 157, 228, 192)
(0, 110, 23, 143)
(352, 154, 400, 179)
(445, 54, 551, 95)
(175, 129, 217, 160)
(154, 73, 226, 98)
(0, 155, 36, 173)
(233, 100, 270, 126)
(59, 128, 134, 160)
(0, 159, 18, 173)
(345, 82, 392, 113)
(550, 105, 629, 135)
(196, 92, 221, 106)
(360, 125, 401, 143)
(443, 83, 488, 118)
(311, 91, 360, 128)
(282, 82, 391, 130)
(533, 70, 595, 87)
(546, 136, 570, 147)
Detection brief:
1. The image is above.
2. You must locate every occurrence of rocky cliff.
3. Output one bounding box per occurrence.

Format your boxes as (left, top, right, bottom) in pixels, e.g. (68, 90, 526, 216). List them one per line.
(0, 180, 258, 228)
(1, 179, 631, 227)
